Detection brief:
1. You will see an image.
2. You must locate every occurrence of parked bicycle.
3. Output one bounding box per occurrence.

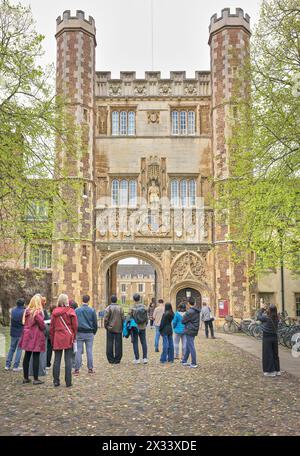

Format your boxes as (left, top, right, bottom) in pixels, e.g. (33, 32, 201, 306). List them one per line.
(222, 311, 300, 348)
(222, 315, 254, 335)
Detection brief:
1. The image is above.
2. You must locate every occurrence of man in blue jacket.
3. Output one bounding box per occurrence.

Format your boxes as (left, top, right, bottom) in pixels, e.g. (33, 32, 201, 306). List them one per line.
(5, 298, 25, 371)
(74, 295, 98, 375)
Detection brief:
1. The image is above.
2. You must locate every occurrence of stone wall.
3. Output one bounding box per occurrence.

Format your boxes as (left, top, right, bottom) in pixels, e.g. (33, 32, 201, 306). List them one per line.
(0, 269, 52, 325)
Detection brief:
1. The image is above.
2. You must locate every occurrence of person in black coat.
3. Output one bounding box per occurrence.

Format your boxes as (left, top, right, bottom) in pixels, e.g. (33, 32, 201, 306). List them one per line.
(159, 303, 174, 363)
(181, 297, 200, 368)
(257, 305, 280, 377)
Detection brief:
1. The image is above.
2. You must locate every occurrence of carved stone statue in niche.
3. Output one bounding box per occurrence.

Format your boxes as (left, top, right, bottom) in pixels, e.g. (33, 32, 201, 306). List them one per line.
(148, 179, 160, 207)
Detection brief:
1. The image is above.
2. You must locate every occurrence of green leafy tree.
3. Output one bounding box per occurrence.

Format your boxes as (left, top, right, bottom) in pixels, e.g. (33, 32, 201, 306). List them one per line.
(0, 0, 80, 264)
(215, 0, 300, 276)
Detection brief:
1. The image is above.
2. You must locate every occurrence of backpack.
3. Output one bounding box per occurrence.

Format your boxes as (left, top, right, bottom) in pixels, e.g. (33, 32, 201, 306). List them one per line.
(133, 305, 148, 325)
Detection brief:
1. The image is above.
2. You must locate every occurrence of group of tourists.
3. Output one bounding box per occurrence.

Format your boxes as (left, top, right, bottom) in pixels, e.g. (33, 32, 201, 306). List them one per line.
(4, 292, 281, 386)
(5, 293, 98, 386)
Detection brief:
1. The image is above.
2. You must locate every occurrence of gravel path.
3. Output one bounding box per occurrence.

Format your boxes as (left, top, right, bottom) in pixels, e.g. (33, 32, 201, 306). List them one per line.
(0, 328, 299, 436)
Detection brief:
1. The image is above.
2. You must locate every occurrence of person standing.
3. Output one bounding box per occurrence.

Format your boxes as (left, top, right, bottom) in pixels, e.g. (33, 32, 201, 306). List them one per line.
(5, 298, 25, 372)
(129, 293, 148, 364)
(153, 299, 165, 352)
(159, 303, 174, 363)
(50, 294, 78, 387)
(172, 302, 187, 360)
(74, 295, 98, 375)
(19, 294, 46, 385)
(200, 302, 216, 339)
(46, 303, 56, 369)
(257, 305, 281, 377)
(104, 295, 124, 364)
(69, 300, 78, 369)
(181, 297, 200, 368)
(148, 298, 156, 328)
(29, 296, 48, 378)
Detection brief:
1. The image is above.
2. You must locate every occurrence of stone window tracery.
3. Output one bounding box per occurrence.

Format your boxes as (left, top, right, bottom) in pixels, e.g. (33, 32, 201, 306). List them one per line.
(170, 178, 197, 207)
(111, 110, 136, 136)
(111, 178, 138, 207)
(171, 109, 196, 135)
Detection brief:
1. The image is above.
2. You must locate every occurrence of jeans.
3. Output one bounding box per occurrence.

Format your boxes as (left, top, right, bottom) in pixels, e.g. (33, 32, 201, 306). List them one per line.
(6, 336, 22, 369)
(160, 334, 174, 363)
(53, 348, 73, 386)
(132, 329, 147, 360)
(262, 336, 280, 373)
(23, 351, 40, 380)
(75, 332, 94, 370)
(173, 333, 186, 359)
(204, 320, 215, 338)
(182, 335, 197, 365)
(154, 325, 161, 350)
(106, 331, 123, 364)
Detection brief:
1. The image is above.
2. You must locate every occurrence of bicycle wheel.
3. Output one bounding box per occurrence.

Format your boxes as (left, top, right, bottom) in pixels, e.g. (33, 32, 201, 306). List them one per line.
(223, 322, 229, 333)
(223, 322, 236, 334)
(253, 325, 262, 340)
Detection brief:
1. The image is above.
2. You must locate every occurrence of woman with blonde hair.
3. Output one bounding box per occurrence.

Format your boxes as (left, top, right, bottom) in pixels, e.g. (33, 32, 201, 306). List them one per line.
(50, 293, 78, 387)
(19, 294, 46, 385)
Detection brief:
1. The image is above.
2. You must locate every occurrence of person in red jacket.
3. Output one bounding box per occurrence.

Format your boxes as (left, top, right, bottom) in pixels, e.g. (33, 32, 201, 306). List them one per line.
(19, 294, 46, 385)
(50, 293, 78, 388)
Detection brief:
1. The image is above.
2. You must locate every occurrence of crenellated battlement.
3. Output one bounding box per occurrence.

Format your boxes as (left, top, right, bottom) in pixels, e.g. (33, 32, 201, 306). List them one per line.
(56, 10, 96, 38)
(209, 7, 250, 40)
(95, 71, 211, 98)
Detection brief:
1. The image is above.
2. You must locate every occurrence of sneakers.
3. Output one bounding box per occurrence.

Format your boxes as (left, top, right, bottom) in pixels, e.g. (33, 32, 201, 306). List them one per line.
(133, 359, 140, 364)
(88, 369, 95, 374)
(181, 362, 190, 366)
(22, 378, 31, 384)
(53, 382, 60, 387)
(143, 358, 148, 364)
(4, 366, 11, 371)
(174, 356, 180, 360)
(33, 380, 44, 385)
(73, 369, 80, 376)
(190, 364, 198, 369)
(12, 367, 22, 372)
(276, 371, 282, 376)
(263, 372, 277, 377)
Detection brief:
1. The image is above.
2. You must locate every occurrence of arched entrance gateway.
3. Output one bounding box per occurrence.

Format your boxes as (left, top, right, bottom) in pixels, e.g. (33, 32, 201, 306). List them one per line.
(96, 247, 214, 311)
(97, 249, 165, 308)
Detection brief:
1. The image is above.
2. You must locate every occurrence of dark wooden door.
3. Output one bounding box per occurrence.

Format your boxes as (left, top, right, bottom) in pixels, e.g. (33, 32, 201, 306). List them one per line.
(176, 288, 201, 308)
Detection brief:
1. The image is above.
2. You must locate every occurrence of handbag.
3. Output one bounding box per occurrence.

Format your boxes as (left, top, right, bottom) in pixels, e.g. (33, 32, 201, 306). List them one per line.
(59, 316, 77, 352)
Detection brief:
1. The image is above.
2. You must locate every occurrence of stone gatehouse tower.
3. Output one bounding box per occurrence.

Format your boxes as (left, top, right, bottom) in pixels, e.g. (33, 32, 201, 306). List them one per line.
(53, 8, 251, 317)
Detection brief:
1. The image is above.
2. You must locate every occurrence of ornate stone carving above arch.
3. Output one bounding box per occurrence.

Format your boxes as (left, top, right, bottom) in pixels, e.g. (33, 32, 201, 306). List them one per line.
(170, 251, 208, 287)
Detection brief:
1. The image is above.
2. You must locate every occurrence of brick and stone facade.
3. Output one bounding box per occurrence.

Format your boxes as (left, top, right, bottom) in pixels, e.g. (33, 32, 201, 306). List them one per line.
(50, 8, 253, 317)
(0, 7, 297, 318)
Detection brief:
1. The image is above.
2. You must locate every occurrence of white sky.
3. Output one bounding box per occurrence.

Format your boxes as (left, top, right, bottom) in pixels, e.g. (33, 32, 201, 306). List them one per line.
(19, 0, 261, 78)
